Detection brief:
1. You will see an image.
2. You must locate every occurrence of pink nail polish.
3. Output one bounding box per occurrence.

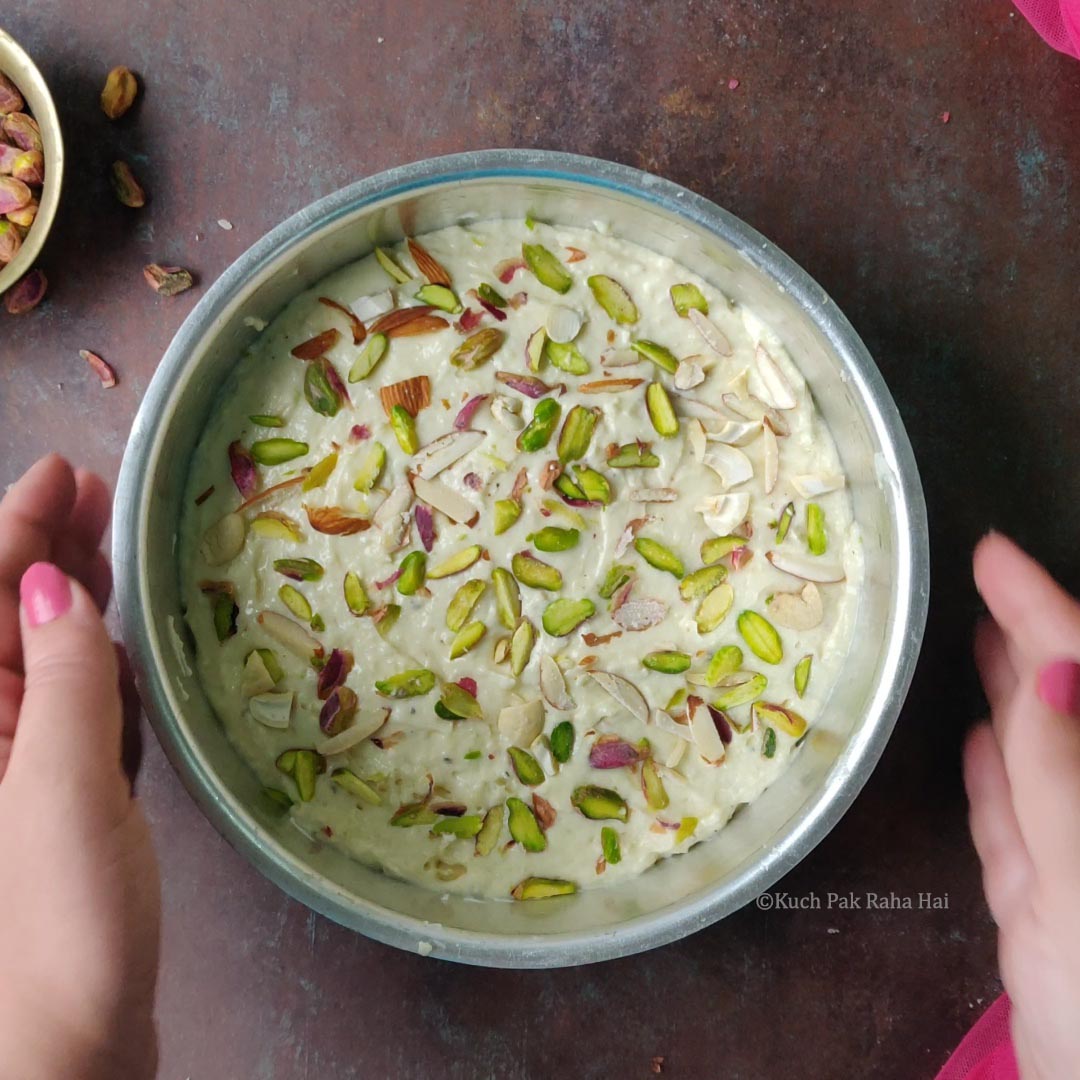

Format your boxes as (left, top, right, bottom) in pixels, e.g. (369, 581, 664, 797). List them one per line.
(1037, 660, 1080, 717)
(19, 562, 72, 627)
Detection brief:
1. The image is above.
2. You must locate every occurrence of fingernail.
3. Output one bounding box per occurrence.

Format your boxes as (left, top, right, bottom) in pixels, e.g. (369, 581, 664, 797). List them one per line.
(1037, 660, 1080, 717)
(19, 562, 72, 627)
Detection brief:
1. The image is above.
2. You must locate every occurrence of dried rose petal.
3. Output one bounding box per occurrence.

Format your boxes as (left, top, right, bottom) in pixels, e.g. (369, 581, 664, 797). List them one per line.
(431, 802, 467, 817)
(319, 685, 358, 735)
(730, 546, 753, 571)
(454, 308, 484, 333)
(477, 298, 507, 322)
(462, 472, 482, 491)
(349, 424, 370, 442)
(318, 296, 366, 345)
(317, 648, 353, 700)
(457, 677, 478, 697)
(589, 736, 645, 770)
(507, 291, 528, 310)
(495, 257, 526, 283)
(374, 567, 403, 590)
(143, 264, 194, 296)
(227, 440, 258, 498)
(414, 503, 436, 552)
(453, 393, 489, 430)
(79, 349, 117, 388)
(495, 371, 558, 399)
(291, 328, 340, 360)
(322, 356, 351, 405)
(565, 246, 588, 263)
(707, 704, 734, 745)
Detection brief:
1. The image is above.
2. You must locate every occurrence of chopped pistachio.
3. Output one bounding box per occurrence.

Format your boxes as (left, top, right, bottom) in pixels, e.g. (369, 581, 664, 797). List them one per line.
(571, 785, 629, 822)
(256, 647, 285, 683)
(353, 442, 387, 491)
(310, 614, 326, 632)
(375, 246, 412, 283)
(477, 282, 507, 307)
(282, 749, 323, 802)
(373, 604, 400, 636)
(249, 413, 284, 427)
(211, 591, 238, 642)
(737, 610, 784, 664)
(475, 805, 504, 856)
(449, 619, 486, 660)
(492, 567, 522, 629)
(646, 382, 680, 438)
(522, 242, 572, 294)
(601, 826, 623, 865)
(752, 701, 807, 738)
(273, 557, 324, 582)
(502, 619, 532, 678)
(701, 645, 743, 685)
(492, 636, 511, 664)
(303, 452, 338, 491)
(762, 726, 777, 758)
(665, 687, 688, 712)
(349, 332, 389, 382)
(332, 768, 382, 805)
(679, 564, 728, 600)
(550, 720, 575, 763)
(432, 814, 483, 838)
(261, 787, 293, 815)
(390, 802, 439, 827)
(587, 275, 638, 324)
(598, 563, 634, 599)
(508, 746, 545, 786)
(641, 759, 670, 810)
(494, 499, 522, 534)
(634, 536, 685, 578)
(510, 877, 576, 900)
(251, 512, 303, 542)
(807, 503, 827, 555)
(464, 749, 482, 760)
(553, 472, 586, 501)
(775, 501, 794, 543)
(438, 681, 484, 719)
(700, 534, 744, 564)
(507, 796, 547, 851)
(415, 283, 462, 313)
(374, 668, 436, 698)
(396, 551, 427, 595)
(389, 404, 419, 455)
(528, 526, 579, 553)
(630, 339, 679, 374)
(251, 438, 308, 466)
(517, 398, 562, 453)
(573, 466, 613, 504)
(794, 654, 813, 698)
(446, 579, 487, 631)
(675, 816, 698, 844)
(427, 544, 483, 579)
(343, 571, 369, 616)
(607, 442, 660, 468)
(512, 552, 562, 591)
(696, 583, 734, 634)
(556, 404, 599, 463)
(541, 598, 595, 637)
(544, 339, 590, 375)
(643, 650, 692, 674)
(670, 282, 709, 317)
(304, 359, 346, 417)
(451, 327, 505, 370)
(279, 584, 313, 623)
(711, 672, 768, 711)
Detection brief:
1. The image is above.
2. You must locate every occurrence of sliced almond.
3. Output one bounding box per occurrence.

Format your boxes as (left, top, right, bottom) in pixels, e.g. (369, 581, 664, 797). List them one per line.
(200, 512, 246, 566)
(411, 474, 480, 526)
(696, 492, 751, 536)
(413, 429, 485, 479)
(728, 368, 750, 397)
(767, 581, 824, 630)
(379, 375, 431, 417)
(766, 549, 845, 583)
(702, 444, 754, 488)
(578, 378, 644, 393)
(762, 424, 779, 495)
(722, 393, 790, 437)
(705, 419, 760, 446)
(242, 651, 276, 698)
(792, 474, 846, 498)
(257, 611, 321, 658)
(373, 481, 413, 550)
(688, 418, 707, 462)
(249, 691, 294, 730)
(688, 308, 733, 356)
(628, 488, 678, 503)
(545, 305, 584, 343)
(754, 343, 797, 409)
(316, 708, 390, 755)
(687, 696, 726, 764)
(498, 699, 545, 748)
(651, 707, 693, 743)
(601, 347, 641, 368)
(586, 670, 649, 724)
(539, 655, 575, 711)
(612, 598, 668, 631)
(349, 289, 395, 322)
(673, 359, 706, 390)
(672, 394, 724, 422)
(614, 516, 652, 558)
(305, 505, 371, 535)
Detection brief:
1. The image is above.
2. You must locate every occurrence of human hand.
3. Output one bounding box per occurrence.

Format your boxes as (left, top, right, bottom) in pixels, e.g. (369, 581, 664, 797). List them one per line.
(965, 532, 1080, 1080)
(0, 455, 160, 1080)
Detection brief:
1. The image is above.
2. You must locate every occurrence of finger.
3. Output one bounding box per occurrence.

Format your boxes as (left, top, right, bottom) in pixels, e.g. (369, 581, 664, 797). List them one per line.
(974, 616, 1017, 715)
(50, 542, 112, 611)
(964, 723, 1034, 927)
(0, 454, 77, 589)
(974, 532, 1080, 666)
(0, 666, 24, 781)
(6, 562, 128, 807)
(68, 469, 112, 550)
(116, 645, 144, 791)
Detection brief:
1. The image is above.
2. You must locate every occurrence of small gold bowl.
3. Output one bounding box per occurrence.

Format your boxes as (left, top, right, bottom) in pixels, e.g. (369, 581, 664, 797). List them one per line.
(0, 27, 64, 295)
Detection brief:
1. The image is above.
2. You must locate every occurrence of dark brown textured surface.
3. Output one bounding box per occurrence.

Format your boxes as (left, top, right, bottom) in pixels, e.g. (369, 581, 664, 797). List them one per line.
(2, 2, 1078, 1077)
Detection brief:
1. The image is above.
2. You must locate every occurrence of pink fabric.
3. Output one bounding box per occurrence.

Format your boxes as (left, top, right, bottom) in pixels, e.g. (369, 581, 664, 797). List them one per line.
(936, 994, 1019, 1080)
(1014, 0, 1080, 58)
